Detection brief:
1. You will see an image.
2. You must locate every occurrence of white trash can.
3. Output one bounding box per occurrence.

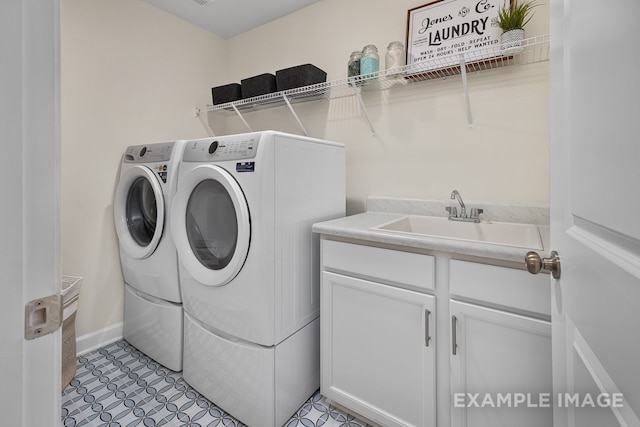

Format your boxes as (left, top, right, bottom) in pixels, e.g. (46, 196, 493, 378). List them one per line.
(61, 275, 82, 390)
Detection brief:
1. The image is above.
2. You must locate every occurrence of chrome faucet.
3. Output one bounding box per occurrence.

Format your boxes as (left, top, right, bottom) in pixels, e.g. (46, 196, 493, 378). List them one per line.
(450, 190, 467, 218)
(446, 190, 483, 222)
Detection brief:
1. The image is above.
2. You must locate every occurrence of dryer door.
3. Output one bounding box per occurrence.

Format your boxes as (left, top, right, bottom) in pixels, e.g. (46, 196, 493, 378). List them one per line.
(114, 165, 165, 259)
(172, 164, 250, 286)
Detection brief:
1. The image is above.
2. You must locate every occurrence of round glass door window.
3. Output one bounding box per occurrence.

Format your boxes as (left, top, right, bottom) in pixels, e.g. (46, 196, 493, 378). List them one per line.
(186, 179, 238, 270)
(126, 176, 158, 247)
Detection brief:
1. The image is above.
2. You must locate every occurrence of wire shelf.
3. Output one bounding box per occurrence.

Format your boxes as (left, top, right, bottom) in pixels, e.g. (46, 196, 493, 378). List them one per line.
(207, 34, 549, 115)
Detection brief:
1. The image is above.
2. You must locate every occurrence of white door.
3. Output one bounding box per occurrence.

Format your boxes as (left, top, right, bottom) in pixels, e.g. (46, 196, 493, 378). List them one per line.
(550, 1, 640, 426)
(0, 0, 61, 426)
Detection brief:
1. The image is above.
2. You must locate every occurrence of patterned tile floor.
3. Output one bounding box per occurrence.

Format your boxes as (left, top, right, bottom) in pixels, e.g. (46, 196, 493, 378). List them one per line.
(61, 340, 372, 427)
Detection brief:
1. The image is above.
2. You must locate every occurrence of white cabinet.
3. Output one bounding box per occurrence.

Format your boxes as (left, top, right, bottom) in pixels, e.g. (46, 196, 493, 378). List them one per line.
(321, 239, 435, 292)
(449, 259, 551, 317)
(449, 300, 552, 427)
(321, 271, 436, 427)
(449, 260, 552, 427)
(319, 238, 553, 427)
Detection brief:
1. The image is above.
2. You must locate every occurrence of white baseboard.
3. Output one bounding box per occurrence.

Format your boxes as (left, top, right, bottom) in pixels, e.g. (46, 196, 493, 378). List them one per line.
(76, 322, 124, 356)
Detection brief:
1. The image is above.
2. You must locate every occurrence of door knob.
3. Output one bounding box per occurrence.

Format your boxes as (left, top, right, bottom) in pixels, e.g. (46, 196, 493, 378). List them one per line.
(525, 251, 561, 279)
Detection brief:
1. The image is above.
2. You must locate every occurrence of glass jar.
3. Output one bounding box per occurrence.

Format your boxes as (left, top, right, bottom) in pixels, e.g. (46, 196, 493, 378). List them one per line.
(385, 41, 405, 75)
(360, 44, 379, 76)
(347, 51, 362, 79)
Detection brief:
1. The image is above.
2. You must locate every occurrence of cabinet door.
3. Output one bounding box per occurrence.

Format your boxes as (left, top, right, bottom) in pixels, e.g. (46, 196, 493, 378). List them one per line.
(321, 271, 435, 427)
(450, 300, 552, 427)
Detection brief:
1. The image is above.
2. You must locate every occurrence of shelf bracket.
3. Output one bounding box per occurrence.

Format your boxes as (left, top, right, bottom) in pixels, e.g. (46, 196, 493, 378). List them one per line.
(459, 55, 474, 129)
(194, 107, 215, 137)
(231, 104, 253, 132)
(281, 94, 309, 137)
(349, 81, 377, 138)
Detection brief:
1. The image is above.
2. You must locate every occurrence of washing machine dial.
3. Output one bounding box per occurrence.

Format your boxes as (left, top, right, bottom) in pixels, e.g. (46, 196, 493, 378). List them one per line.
(139, 147, 147, 157)
(208, 141, 219, 154)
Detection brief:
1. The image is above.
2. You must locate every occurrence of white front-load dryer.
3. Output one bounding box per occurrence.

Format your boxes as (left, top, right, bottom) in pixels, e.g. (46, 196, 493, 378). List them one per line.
(114, 140, 185, 371)
(171, 131, 345, 427)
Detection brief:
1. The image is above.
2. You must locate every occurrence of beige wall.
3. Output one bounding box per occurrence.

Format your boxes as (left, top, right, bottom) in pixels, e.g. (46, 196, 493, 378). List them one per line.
(62, 0, 550, 338)
(61, 0, 226, 337)
(220, 0, 550, 213)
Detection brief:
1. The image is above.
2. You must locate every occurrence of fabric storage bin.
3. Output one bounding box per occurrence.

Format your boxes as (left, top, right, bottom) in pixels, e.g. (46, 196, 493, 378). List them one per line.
(211, 83, 242, 105)
(241, 73, 277, 98)
(275, 64, 327, 91)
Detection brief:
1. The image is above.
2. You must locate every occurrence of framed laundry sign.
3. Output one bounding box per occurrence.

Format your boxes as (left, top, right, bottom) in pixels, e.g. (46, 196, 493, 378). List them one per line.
(406, 0, 508, 74)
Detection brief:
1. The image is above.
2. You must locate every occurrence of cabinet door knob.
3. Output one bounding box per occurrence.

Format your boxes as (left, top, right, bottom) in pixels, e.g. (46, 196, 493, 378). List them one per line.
(525, 251, 561, 279)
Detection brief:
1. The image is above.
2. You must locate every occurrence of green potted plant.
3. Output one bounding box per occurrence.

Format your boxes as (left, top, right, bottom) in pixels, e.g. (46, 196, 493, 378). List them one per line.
(496, 0, 538, 53)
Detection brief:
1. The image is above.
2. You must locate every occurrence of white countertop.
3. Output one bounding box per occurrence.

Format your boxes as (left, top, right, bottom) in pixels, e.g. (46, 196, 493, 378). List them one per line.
(312, 199, 550, 264)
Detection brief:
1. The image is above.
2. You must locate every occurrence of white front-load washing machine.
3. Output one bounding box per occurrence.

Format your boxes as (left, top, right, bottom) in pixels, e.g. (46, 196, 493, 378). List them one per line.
(114, 140, 185, 371)
(171, 131, 345, 427)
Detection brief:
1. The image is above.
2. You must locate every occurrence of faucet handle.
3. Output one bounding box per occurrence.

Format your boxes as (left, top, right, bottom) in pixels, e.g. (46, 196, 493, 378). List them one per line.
(446, 206, 458, 218)
(469, 208, 484, 219)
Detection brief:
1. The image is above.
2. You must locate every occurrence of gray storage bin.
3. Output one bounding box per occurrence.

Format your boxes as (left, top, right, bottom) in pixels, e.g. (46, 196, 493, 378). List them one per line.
(241, 73, 277, 98)
(211, 83, 242, 105)
(275, 64, 327, 91)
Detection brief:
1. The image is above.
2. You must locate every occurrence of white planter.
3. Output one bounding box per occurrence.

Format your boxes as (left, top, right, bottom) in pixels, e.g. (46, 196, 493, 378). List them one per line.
(501, 28, 525, 54)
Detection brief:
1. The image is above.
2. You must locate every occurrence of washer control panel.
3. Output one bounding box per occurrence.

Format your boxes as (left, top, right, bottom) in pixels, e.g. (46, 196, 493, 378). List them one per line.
(124, 141, 175, 163)
(183, 134, 259, 162)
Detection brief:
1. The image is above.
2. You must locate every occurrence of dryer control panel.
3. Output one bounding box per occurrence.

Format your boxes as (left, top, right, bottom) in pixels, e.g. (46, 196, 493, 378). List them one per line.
(124, 141, 176, 163)
(183, 135, 259, 162)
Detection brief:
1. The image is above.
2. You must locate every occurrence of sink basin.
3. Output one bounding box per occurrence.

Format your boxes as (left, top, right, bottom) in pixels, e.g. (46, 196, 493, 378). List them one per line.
(373, 215, 543, 250)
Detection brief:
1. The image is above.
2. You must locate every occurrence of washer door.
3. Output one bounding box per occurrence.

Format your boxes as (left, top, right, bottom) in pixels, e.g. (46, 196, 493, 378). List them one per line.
(172, 165, 250, 287)
(114, 165, 165, 259)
